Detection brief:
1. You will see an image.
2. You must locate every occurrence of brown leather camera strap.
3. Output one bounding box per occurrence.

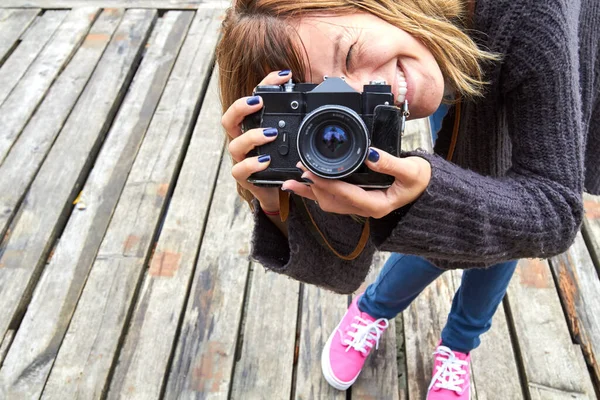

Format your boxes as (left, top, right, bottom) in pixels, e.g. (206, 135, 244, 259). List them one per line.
(290, 195, 369, 261)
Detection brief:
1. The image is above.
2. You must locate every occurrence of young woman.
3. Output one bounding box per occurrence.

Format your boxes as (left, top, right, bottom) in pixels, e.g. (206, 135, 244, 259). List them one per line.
(217, 0, 599, 397)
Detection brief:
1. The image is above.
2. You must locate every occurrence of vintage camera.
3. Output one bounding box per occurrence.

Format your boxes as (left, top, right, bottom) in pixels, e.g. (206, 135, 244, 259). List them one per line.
(243, 77, 409, 188)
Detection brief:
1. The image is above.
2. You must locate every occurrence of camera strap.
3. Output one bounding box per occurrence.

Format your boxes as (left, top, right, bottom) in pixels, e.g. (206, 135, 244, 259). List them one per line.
(284, 193, 370, 261)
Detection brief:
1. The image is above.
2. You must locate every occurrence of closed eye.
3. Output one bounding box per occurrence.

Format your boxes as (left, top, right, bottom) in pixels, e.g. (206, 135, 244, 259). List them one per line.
(345, 43, 355, 71)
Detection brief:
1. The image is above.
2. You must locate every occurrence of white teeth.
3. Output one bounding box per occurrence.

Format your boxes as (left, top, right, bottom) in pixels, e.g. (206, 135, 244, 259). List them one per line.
(397, 67, 407, 104)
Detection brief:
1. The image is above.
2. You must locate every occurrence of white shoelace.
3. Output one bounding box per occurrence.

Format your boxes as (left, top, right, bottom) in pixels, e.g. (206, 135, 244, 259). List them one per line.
(428, 345, 469, 393)
(343, 316, 389, 355)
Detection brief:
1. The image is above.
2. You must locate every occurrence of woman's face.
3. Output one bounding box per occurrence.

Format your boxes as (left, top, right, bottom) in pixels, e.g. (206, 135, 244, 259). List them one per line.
(296, 12, 444, 118)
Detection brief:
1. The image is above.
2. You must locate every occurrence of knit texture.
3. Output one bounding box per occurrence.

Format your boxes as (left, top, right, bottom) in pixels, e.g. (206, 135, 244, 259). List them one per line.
(248, 0, 600, 293)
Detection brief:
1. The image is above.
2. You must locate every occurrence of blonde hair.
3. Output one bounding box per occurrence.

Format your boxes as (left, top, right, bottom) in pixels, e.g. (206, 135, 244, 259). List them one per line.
(217, 0, 500, 206)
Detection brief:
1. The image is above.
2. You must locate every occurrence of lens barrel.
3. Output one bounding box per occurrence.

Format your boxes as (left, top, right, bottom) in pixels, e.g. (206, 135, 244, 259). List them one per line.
(297, 105, 369, 179)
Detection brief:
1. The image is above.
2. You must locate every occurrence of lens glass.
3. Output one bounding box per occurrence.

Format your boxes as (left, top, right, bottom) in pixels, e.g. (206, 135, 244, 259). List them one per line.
(297, 105, 369, 179)
(315, 125, 351, 160)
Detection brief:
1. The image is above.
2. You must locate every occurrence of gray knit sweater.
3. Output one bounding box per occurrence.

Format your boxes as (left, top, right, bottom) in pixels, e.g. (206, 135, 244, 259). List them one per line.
(249, 0, 600, 294)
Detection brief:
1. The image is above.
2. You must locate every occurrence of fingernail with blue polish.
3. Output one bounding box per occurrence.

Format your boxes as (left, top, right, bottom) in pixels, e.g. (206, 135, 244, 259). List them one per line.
(368, 148, 380, 162)
(278, 69, 291, 76)
(258, 154, 271, 163)
(302, 177, 314, 184)
(282, 187, 295, 195)
(246, 96, 261, 106)
(263, 128, 278, 137)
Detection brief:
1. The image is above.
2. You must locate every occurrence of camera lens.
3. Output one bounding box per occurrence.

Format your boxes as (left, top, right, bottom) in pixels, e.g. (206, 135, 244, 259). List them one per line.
(315, 125, 351, 160)
(297, 105, 369, 179)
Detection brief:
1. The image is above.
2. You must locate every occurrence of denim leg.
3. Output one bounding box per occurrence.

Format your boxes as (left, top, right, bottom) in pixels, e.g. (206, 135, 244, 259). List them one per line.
(441, 260, 519, 354)
(358, 253, 445, 319)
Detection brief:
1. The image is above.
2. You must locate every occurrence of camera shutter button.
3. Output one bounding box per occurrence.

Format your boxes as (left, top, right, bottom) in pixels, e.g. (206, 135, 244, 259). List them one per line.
(278, 132, 289, 156)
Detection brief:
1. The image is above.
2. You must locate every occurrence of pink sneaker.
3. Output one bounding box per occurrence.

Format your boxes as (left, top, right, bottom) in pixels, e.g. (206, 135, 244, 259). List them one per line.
(321, 295, 389, 390)
(427, 342, 471, 399)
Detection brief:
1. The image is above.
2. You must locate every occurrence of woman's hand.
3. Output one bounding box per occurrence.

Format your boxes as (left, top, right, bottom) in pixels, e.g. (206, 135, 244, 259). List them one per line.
(221, 70, 293, 213)
(282, 148, 431, 218)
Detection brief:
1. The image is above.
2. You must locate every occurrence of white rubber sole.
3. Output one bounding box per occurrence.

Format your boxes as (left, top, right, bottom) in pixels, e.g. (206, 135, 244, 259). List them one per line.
(320, 327, 360, 391)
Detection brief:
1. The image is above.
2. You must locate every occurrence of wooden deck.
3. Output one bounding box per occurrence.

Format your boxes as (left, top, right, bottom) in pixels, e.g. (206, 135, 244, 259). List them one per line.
(0, 4, 598, 399)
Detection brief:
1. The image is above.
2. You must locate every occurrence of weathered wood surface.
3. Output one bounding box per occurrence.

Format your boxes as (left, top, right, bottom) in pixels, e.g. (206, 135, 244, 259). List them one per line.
(2, 1, 229, 9)
(0, 9, 123, 241)
(40, 9, 220, 400)
(583, 193, 600, 274)
(295, 287, 348, 400)
(0, 11, 67, 107)
(0, 8, 151, 349)
(506, 258, 596, 398)
(352, 252, 400, 400)
(550, 232, 600, 385)
(0, 7, 101, 164)
(108, 74, 225, 399)
(230, 265, 300, 400)
(451, 271, 523, 400)
(162, 156, 250, 400)
(0, 11, 189, 400)
(0, 9, 39, 66)
(0, 330, 14, 367)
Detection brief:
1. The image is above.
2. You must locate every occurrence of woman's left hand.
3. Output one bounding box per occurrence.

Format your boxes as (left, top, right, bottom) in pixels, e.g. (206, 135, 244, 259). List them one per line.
(282, 148, 431, 219)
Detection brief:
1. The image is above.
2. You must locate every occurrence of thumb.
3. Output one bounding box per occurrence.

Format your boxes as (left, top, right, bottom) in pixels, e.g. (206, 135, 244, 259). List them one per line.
(365, 147, 428, 185)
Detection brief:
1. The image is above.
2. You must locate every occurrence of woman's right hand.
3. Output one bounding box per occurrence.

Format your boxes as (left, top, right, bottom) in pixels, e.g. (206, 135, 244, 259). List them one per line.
(221, 70, 294, 213)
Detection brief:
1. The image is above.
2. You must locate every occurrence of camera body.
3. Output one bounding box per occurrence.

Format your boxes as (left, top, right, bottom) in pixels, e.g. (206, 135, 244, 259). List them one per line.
(243, 77, 405, 188)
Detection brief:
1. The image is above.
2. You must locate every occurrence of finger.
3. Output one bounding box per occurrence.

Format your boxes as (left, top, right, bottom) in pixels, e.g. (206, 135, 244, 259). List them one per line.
(257, 69, 293, 87)
(231, 154, 272, 187)
(228, 127, 278, 162)
(281, 179, 317, 201)
(364, 147, 423, 185)
(221, 95, 264, 139)
(298, 163, 393, 218)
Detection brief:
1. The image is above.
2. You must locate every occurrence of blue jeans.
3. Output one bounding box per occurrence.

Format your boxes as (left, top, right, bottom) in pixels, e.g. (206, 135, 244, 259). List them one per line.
(359, 254, 518, 353)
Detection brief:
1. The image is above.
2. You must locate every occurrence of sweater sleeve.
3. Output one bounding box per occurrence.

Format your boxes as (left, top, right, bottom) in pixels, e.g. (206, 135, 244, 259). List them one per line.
(249, 197, 376, 294)
(373, 5, 584, 268)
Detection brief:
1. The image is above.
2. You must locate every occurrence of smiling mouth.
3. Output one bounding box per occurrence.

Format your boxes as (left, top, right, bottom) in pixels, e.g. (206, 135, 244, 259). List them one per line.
(396, 63, 408, 105)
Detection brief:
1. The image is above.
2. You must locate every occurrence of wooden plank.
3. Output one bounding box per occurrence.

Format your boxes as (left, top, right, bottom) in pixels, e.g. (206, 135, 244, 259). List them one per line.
(404, 271, 457, 399)
(0, 330, 15, 367)
(230, 266, 300, 400)
(0, 7, 101, 164)
(0, 9, 40, 66)
(2, 1, 228, 9)
(107, 75, 225, 399)
(161, 158, 251, 400)
(352, 251, 400, 400)
(0, 8, 123, 242)
(0, 7, 152, 356)
(294, 287, 347, 400)
(450, 271, 523, 400)
(582, 193, 600, 274)
(0, 12, 190, 400)
(506, 258, 596, 398)
(0, 11, 68, 107)
(550, 232, 600, 384)
(40, 9, 221, 400)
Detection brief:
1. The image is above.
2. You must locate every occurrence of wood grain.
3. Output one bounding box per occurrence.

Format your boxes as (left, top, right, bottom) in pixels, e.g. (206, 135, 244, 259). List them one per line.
(294, 287, 348, 400)
(161, 158, 252, 400)
(0, 7, 101, 164)
(0, 8, 150, 349)
(108, 73, 225, 399)
(0, 9, 123, 243)
(40, 8, 221, 400)
(230, 265, 300, 400)
(1, 1, 228, 9)
(0, 9, 40, 66)
(0, 11, 189, 400)
(0, 11, 68, 107)
(550, 232, 600, 385)
(506, 258, 596, 398)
